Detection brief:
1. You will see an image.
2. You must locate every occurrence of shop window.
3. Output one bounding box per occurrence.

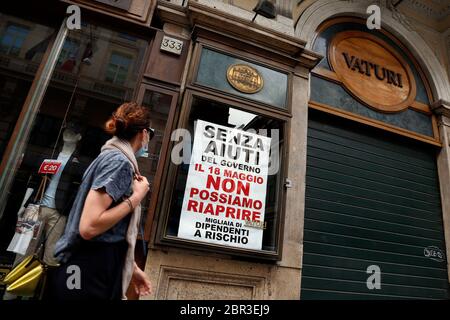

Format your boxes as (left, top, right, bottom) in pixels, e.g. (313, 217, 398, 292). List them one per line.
(136, 85, 178, 240)
(157, 94, 286, 259)
(0, 21, 149, 266)
(0, 14, 55, 163)
(0, 23, 29, 57)
(105, 51, 132, 85)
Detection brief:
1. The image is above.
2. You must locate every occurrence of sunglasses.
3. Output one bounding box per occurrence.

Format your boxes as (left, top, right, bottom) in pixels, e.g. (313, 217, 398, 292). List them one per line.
(145, 127, 155, 140)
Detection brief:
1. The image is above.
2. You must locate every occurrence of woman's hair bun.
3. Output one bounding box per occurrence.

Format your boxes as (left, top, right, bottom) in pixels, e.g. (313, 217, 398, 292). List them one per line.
(105, 113, 122, 136)
(114, 115, 127, 135)
(105, 102, 151, 140)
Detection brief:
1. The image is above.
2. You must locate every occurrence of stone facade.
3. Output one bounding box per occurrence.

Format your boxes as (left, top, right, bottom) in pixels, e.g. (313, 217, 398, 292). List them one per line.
(142, 0, 450, 299)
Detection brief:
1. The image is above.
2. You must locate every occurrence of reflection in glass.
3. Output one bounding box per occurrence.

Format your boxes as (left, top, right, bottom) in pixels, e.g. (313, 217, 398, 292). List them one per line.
(0, 20, 149, 267)
(56, 37, 79, 69)
(0, 14, 55, 161)
(0, 23, 30, 56)
(138, 90, 173, 228)
(105, 52, 132, 85)
(0, 13, 56, 268)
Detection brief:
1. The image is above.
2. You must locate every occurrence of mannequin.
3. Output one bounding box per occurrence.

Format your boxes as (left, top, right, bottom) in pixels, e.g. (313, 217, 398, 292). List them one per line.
(41, 128, 81, 208)
(3, 123, 85, 300)
(39, 126, 82, 266)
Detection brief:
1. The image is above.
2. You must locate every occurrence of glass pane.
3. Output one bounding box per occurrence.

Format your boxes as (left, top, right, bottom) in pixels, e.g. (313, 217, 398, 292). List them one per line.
(0, 13, 56, 269)
(115, 69, 127, 85)
(165, 96, 284, 253)
(0, 23, 30, 57)
(0, 35, 14, 53)
(105, 52, 131, 85)
(0, 21, 149, 266)
(138, 89, 173, 229)
(0, 15, 54, 162)
(105, 66, 117, 83)
(197, 48, 288, 109)
(311, 76, 434, 137)
(56, 38, 80, 68)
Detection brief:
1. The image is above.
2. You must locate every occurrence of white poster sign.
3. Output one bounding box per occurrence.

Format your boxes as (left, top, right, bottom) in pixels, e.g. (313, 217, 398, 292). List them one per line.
(177, 120, 271, 250)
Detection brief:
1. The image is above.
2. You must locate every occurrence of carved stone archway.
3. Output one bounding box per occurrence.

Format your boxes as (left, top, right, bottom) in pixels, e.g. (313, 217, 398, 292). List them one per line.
(294, 0, 450, 102)
(295, 0, 450, 285)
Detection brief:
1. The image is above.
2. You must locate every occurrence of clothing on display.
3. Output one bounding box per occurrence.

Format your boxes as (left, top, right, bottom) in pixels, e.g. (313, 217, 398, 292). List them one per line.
(10, 126, 87, 266)
(41, 152, 72, 209)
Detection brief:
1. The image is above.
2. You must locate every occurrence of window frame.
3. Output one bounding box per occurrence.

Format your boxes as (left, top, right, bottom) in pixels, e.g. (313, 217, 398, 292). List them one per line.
(153, 88, 290, 261)
(135, 82, 180, 242)
(187, 41, 293, 119)
(104, 50, 133, 85)
(0, 22, 30, 56)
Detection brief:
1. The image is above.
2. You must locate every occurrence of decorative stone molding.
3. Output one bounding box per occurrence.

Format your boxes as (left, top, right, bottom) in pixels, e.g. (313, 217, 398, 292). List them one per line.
(405, 0, 450, 20)
(342, 0, 450, 20)
(340, 0, 414, 31)
(387, 1, 415, 32)
(438, 117, 450, 131)
(275, 0, 295, 18)
(431, 99, 450, 116)
(431, 99, 450, 129)
(195, 0, 296, 37)
(155, 0, 322, 70)
(157, 266, 266, 299)
(431, 99, 450, 147)
(445, 29, 450, 83)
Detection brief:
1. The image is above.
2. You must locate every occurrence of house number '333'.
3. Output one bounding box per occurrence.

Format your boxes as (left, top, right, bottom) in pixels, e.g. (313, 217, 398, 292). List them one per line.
(160, 36, 183, 55)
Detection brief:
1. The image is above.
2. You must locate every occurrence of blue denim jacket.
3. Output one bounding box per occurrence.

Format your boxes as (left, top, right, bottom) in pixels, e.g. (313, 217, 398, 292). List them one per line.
(54, 150, 133, 264)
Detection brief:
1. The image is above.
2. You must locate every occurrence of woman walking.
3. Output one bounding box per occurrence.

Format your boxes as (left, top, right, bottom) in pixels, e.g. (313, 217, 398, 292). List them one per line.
(46, 102, 154, 300)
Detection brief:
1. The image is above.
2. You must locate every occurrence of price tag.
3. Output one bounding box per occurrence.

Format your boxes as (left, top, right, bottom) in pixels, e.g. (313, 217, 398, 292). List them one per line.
(38, 159, 62, 175)
(160, 35, 183, 55)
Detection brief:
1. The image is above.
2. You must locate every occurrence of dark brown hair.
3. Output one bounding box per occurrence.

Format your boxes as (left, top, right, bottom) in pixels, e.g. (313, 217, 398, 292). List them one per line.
(105, 102, 151, 140)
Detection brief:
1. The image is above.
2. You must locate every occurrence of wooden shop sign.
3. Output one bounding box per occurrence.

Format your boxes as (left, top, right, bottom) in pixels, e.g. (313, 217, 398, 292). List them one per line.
(329, 31, 416, 113)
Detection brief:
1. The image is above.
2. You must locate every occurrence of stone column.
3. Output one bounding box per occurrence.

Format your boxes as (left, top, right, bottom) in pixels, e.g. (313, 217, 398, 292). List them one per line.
(431, 99, 450, 283)
(274, 66, 311, 299)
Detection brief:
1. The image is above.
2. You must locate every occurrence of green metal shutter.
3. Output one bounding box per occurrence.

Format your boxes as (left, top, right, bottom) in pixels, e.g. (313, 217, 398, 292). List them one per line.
(301, 111, 450, 300)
